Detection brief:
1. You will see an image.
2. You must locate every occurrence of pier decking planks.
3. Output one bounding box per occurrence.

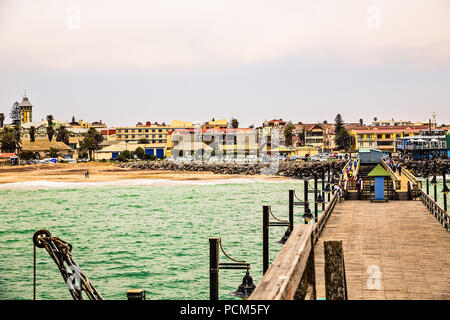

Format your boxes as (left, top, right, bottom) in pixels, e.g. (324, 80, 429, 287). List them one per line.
(314, 200, 450, 300)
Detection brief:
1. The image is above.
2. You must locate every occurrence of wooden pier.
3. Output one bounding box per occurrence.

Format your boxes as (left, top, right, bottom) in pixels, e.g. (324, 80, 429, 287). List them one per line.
(314, 200, 450, 299)
(249, 158, 450, 300)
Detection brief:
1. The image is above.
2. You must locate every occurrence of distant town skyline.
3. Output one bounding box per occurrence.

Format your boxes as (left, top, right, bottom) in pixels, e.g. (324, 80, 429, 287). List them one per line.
(1, 0, 449, 127)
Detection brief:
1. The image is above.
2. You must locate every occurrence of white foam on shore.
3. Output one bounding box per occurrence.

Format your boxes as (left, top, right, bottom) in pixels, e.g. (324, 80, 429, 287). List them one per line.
(0, 177, 289, 190)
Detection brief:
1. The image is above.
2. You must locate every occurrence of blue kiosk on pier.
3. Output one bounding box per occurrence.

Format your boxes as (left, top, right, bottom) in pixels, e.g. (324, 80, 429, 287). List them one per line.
(367, 164, 391, 201)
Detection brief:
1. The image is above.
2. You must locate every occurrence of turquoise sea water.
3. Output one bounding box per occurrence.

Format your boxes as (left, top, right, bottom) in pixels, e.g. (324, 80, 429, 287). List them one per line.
(0, 179, 323, 300)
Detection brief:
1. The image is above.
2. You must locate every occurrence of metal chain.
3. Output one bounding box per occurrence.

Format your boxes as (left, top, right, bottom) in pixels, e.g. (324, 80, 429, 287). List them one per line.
(34, 231, 103, 300)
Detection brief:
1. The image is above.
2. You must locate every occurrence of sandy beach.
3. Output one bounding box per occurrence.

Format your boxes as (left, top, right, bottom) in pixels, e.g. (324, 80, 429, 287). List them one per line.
(0, 162, 288, 184)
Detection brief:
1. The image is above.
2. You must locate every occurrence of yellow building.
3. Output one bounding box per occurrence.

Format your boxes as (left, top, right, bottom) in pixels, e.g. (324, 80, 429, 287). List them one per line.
(350, 128, 422, 153)
(202, 118, 228, 130)
(171, 120, 194, 128)
(116, 122, 170, 144)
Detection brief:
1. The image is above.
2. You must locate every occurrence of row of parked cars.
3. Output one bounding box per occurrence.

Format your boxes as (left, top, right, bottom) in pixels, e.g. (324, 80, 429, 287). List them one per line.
(27, 158, 79, 164)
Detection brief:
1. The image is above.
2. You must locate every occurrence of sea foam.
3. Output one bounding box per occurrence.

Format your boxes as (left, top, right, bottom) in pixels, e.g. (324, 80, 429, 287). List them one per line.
(0, 177, 287, 190)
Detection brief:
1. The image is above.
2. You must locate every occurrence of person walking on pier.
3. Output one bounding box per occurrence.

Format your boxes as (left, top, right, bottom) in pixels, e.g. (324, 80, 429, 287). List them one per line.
(397, 163, 402, 176)
(356, 176, 362, 191)
(334, 184, 343, 202)
(85, 170, 89, 179)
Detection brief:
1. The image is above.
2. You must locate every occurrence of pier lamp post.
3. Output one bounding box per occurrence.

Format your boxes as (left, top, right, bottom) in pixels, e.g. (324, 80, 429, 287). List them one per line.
(426, 176, 429, 195)
(209, 237, 256, 300)
(302, 203, 314, 224)
(262, 205, 291, 274)
(431, 175, 437, 202)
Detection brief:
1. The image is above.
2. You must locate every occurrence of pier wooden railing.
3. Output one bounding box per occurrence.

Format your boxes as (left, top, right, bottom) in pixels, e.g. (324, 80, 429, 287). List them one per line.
(249, 224, 316, 300)
(249, 191, 339, 300)
(381, 160, 401, 190)
(312, 191, 339, 244)
(404, 168, 421, 199)
(418, 189, 450, 232)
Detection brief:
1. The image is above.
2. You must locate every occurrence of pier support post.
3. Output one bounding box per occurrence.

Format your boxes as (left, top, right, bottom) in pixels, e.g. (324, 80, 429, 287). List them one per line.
(289, 190, 294, 231)
(322, 170, 326, 211)
(434, 175, 437, 202)
(327, 166, 331, 202)
(314, 173, 318, 221)
(263, 206, 269, 274)
(324, 241, 348, 300)
(209, 237, 220, 300)
(443, 169, 448, 212)
(304, 179, 308, 224)
(33, 245, 36, 300)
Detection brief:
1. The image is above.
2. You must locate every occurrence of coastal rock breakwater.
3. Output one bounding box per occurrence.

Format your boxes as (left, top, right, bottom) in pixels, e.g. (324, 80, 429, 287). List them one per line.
(116, 160, 347, 178)
(401, 159, 450, 178)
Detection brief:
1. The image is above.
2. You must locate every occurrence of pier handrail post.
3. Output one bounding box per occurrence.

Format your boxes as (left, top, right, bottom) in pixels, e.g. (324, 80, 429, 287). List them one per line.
(443, 169, 448, 212)
(304, 178, 309, 224)
(289, 190, 294, 231)
(327, 166, 331, 202)
(434, 175, 437, 202)
(321, 169, 326, 211)
(209, 237, 220, 300)
(33, 245, 36, 300)
(324, 240, 348, 300)
(314, 173, 318, 221)
(263, 205, 269, 274)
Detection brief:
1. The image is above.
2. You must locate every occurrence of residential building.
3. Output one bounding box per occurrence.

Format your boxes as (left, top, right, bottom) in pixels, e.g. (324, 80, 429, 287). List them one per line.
(350, 126, 426, 153)
(371, 118, 437, 127)
(94, 141, 167, 160)
(116, 122, 170, 144)
(293, 123, 326, 151)
(202, 119, 228, 130)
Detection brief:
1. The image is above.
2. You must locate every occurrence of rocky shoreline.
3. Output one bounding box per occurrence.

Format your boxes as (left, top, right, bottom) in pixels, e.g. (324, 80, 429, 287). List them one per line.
(116, 160, 347, 178)
(400, 159, 450, 178)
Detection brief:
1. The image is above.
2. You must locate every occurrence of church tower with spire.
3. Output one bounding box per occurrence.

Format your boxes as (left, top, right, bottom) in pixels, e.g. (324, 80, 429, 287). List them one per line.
(19, 92, 33, 124)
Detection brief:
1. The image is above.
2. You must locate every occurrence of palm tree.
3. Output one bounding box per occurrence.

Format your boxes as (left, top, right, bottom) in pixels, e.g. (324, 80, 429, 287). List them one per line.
(0, 113, 4, 128)
(29, 126, 36, 142)
(56, 125, 70, 145)
(0, 127, 20, 153)
(46, 147, 62, 158)
(46, 115, 55, 142)
(79, 128, 104, 160)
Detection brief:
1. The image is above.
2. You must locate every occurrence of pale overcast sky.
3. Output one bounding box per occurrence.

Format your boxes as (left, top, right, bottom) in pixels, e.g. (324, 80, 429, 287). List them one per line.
(1, 0, 449, 127)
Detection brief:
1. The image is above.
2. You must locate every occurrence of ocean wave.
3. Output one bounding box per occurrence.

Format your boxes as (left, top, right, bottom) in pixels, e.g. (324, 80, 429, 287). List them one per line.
(0, 178, 289, 190)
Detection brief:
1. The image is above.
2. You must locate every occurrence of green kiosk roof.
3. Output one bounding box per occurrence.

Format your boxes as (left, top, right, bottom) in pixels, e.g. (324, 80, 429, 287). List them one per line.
(367, 164, 391, 177)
